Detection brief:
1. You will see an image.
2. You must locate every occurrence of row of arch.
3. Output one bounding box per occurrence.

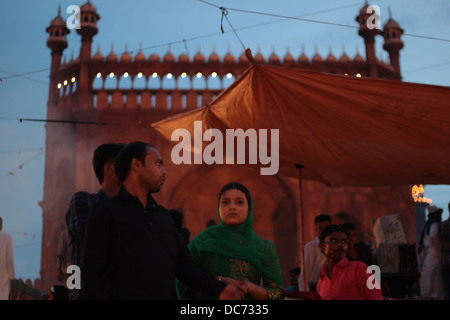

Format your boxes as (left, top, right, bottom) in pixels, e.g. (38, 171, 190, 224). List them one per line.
(92, 72, 237, 90)
(55, 70, 238, 98)
(57, 78, 77, 97)
(92, 89, 219, 110)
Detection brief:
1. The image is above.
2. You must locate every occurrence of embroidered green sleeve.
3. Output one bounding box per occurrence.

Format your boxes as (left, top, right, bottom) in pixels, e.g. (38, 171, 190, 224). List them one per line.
(263, 276, 284, 300)
(227, 252, 283, 300)
(259, 239, 284, 300)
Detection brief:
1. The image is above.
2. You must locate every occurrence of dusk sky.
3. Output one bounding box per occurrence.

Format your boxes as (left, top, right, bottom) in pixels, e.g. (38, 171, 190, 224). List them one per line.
(0, 0, 449, 282)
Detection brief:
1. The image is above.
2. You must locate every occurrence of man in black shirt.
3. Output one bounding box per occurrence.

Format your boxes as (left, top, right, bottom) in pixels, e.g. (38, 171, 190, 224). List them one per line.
(65, 142, 124, 300)
(82, 141, 245, 299)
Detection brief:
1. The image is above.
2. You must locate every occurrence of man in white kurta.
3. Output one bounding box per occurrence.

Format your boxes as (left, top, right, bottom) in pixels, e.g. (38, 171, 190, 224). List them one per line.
(299, 214, 331, 291)
(419, 206, 444, 299)
(301, 237, 327, 291)
(0, 217, 15, 300)
(421, 221, 444, 298)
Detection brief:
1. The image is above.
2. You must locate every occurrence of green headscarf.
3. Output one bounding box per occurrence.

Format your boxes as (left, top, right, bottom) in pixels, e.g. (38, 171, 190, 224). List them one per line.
(188, 182, 283, 286)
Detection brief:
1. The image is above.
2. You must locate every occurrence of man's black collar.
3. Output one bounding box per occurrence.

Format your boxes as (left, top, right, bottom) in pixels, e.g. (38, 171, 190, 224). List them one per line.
(116, 185, 158, 208)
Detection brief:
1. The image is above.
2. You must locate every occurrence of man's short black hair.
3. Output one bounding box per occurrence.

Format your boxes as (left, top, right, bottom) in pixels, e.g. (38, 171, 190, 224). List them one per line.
(114, 141, 155, 182)
(340, 222, 356, 231)
(314, 214, 331, 224)
(92, 143, 125, 184)
(319, 224, 349, 243)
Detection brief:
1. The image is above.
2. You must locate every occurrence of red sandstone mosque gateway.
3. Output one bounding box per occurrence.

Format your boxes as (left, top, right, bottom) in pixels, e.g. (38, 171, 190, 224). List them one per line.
(38, 1, 418, 293)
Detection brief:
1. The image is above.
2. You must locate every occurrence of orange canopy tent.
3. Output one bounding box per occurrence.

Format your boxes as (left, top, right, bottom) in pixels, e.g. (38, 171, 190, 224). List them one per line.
(152, 50, 450, 187)
(151, 49, 450, 290)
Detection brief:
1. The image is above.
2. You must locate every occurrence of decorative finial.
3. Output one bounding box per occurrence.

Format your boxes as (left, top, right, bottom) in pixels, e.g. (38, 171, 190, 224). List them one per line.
(58, 4, 61, 16)
(387, 6, 392, 19)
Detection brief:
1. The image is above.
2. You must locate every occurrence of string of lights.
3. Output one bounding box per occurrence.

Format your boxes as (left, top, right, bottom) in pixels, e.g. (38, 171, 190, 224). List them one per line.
(198, 0, 450, 43)
(131, 1, 381, 55)
(0, 148, 44, 182)
(0, 0, 449, 84)
(18, 118, 109, 126)
(0, 1, 368, 82)
(9, 232, 42, 239)
(403, 60, 450, 74)
(199, 0, 360, 31)
(0, 68, 49, 85)
(0, 117, 156, 130)
(0, 147, 44, 155)
(0, 68, 49, 81)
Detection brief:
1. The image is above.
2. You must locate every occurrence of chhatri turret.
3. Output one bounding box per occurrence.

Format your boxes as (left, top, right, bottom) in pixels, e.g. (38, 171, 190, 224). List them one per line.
(355, 1, 381, 77)
(77, 0, 100, 106)
(382, 8, 404, 79)
(46, 5, 70, 101)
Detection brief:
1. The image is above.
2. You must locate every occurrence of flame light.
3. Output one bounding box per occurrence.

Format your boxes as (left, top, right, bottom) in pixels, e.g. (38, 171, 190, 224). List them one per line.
(411, 184, 432, 204)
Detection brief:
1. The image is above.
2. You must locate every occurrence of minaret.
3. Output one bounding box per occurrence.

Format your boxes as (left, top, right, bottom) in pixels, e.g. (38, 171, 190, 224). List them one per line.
(42, 6, 73, 291)
(46, 5, 70, 101)
(76, 1, 100, 108)
(382, 8, 404, 79)
(355, 1, 381, 77)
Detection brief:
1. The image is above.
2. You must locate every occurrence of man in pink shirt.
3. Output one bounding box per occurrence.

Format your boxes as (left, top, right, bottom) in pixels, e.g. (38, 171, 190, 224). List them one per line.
(315, 224, 383, 300)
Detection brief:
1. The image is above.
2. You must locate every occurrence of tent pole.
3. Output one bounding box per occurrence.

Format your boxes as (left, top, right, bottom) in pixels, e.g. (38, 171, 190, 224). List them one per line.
(295, 163, 306, 291)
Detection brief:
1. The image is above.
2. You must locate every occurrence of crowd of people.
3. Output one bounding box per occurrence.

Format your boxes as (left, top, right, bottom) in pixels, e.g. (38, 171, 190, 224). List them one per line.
(56, 141, 450, 300)
(286, 206, 450, 300)
(418, 205, 450, 300)
(286, 214, 383, 300)
(3, 141, 448, 300)
(53, 141, 386, 300)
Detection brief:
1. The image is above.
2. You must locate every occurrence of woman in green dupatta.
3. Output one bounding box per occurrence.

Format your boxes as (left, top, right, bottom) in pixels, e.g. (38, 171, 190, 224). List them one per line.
(177, 182, 284, 300)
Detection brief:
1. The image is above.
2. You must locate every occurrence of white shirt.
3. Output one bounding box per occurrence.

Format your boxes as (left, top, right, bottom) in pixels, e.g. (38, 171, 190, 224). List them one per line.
(0, 231, 15, 300)
(299, 237, 326, 292)
(420, 223, 444, 298)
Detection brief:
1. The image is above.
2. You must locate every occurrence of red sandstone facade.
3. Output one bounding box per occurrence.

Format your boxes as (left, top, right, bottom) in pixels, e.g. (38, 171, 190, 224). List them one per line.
(38, 1, 414, 291)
